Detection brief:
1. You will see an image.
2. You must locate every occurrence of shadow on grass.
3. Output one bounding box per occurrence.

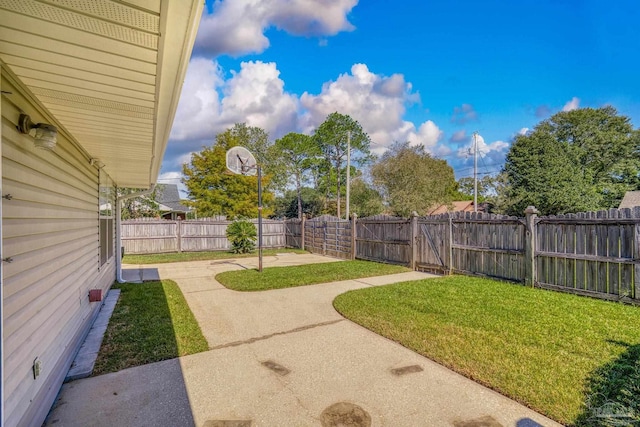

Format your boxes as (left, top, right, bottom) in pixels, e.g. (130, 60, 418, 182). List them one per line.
(574, 341, 640, 426)
(87, 280, 207, 426)
(95, 281, 178, 373)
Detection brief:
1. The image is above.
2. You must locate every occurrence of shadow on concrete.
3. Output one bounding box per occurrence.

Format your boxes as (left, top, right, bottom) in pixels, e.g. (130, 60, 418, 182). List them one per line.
(573, 340, 640, 427)
(45, 358, 196, 426)
(44, 280, 197, 426)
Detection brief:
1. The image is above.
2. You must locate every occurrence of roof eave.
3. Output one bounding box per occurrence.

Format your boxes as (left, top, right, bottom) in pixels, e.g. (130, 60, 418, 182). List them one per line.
(149, 0, 204, 187)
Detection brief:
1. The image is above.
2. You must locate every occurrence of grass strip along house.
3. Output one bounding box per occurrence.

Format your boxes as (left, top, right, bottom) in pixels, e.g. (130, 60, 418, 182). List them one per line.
(0, 2, 203, 425)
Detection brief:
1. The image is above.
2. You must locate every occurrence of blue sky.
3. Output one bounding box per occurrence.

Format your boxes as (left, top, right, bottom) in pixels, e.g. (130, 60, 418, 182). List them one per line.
(160, 0, 640, 192)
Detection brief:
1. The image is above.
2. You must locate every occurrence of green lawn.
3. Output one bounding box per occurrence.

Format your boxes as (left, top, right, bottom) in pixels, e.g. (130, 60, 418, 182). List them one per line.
(123, 248, 307, 264)
(333, 275, 640, 426)
(93, 280, 208, 375)
(216, 260, 410, 291)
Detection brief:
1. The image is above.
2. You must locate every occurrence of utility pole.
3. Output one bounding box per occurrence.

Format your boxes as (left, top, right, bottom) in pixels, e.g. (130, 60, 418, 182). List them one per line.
(473, 132, 478, 213)
(346, 130, 351, 220)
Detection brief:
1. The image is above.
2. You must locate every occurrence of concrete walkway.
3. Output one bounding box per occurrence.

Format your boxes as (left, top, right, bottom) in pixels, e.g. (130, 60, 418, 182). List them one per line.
(45, 254, 561, 427)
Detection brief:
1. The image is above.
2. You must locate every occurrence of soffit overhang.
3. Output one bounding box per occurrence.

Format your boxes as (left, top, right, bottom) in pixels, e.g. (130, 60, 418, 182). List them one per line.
(0, 0, 203, 187)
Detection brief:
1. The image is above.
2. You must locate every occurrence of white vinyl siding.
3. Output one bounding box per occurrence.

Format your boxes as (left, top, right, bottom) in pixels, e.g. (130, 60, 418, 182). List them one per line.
(2, 70, 115, 427)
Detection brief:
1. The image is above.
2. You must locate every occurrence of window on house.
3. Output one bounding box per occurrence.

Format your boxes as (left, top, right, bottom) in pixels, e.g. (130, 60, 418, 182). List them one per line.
(99, 169, 114, 267)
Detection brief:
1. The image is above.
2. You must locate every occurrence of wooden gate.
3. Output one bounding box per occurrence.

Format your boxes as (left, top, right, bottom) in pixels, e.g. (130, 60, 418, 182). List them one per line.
(416, 217, 450, 273)
(356, 215, 411, 265)
(283, 218, 302, 248)
(450, 213, 526, 282)
(304, 215, 352, 259)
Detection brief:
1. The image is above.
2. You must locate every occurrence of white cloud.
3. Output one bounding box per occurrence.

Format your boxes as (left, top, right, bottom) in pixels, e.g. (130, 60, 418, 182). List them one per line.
(170, 58, 224, 142)
(456, 134, 509, 163)
(406, 120, 443, 149)
(518, 127, 529, 135)
(195, 0, 357, 57)
(269, 0, 357, 35)
(170, 59, 298, 143)
(562, 96, 580, 112)
(300, 63, 429, 149)
(220, 61, 299, 136)
(485, 139, 509, 153)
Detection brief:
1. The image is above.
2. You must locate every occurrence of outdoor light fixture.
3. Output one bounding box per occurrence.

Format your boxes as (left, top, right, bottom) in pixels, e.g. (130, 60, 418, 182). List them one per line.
(90, 158, 105, 169)
(18, 113, 58, 151)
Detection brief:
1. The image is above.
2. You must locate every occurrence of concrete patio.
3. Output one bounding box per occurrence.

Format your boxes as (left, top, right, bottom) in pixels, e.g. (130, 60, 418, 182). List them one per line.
(45, 253, 561, 427)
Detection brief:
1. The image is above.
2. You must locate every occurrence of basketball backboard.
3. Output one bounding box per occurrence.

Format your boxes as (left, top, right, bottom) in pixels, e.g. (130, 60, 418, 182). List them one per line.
(226, 146, 257, 176)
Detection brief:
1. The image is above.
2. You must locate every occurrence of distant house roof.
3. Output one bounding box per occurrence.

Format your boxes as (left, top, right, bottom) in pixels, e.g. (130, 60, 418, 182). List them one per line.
(428, 201, 487, 215)
(618, 191, 640, 209)
(155, 184, 191, 213)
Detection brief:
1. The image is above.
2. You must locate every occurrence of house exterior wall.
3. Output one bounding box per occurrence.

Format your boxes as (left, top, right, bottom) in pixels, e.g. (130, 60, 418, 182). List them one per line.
(1, 68, 116, 426)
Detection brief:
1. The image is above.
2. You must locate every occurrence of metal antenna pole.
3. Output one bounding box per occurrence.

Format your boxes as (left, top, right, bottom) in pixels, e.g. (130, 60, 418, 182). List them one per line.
(258, 164, 263, 272)
(473, 132, 478, 213)
(346, 131, 351, 220)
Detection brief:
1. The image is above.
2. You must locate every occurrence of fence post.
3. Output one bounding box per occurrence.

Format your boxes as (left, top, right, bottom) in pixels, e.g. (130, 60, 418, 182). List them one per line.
(634, 207, 640, 299)
(281, 220, 286, 249)
(351, 213, 357, 260)
(301, 215, 306, 250)
(411, 211, 418, 270)
(448, 214, 453, 275)
(322, 221, 327, 255)
(524, 206, 539, 287)
(177, 219, 182, 253)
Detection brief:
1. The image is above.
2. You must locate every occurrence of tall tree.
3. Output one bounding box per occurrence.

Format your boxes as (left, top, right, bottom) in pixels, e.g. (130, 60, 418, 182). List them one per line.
(350, 176, 384, 217)
(500, 107, 640, 215)
(502, 127, 601, 215)
(313, 112, 372, 218)
(270, 133, 320, 218)
(272, 187, 324, 219)
(182, 125, 274, 218)
(371, 141, 457, 216)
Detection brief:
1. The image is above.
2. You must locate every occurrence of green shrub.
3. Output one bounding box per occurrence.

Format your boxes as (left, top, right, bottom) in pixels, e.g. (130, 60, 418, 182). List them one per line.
(226, 219, 257, 254)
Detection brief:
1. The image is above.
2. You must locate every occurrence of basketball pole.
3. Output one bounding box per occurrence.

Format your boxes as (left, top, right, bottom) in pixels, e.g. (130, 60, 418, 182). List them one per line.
(226, 146, 262, 272)
(258, 164, 263, 272)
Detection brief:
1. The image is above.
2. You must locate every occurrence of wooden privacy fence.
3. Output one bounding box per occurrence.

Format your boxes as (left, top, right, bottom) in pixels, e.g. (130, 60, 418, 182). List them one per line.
(534, 209, 639, 300)
(282, 207, 640, 303)
(407, 208, 639, 302)
(122, 207, 640, 303)
(122, 219, 286, 254)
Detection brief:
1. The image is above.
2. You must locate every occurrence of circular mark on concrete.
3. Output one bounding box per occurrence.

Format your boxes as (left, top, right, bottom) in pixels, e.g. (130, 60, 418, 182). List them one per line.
(320, 402, 371, 427)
